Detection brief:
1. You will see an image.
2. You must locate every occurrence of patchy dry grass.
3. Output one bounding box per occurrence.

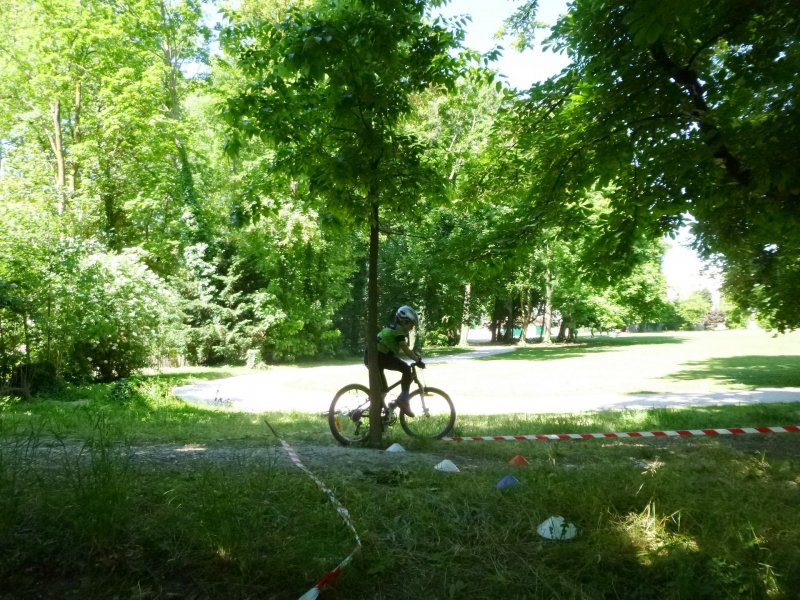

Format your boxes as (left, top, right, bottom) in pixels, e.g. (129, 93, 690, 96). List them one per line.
(2, 330, 799, 599)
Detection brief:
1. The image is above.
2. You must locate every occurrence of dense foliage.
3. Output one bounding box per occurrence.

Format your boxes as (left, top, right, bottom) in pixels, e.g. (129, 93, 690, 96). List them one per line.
(508, 0, 800, 330)
(4, 0, 793, 394)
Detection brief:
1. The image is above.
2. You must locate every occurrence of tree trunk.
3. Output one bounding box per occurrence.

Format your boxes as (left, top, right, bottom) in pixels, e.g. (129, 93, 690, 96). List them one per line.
(159, 16, 200, 240)
(101, 160, 122, 251)
(51, 97, 67, 212)
(503, 300, 515, 342)
(490, 298, 503, 342)
(458, 282, 471, 346)
(367, 201, 384, 447)
(517, 289, 533, 346)
(69, 81, 82, 193)
(542, 268, 553, 344)
(556, 317, 569, 343)
(0, 315, 5, 385)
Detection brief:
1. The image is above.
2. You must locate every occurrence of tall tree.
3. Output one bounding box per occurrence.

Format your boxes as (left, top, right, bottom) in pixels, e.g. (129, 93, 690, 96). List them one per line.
(0, 0, 212, 263)
(508, 0, 800, 330)
(374, 76, 505, 346)
(221, 0, 462, 444)
(0, 0, 108, 211)
(111, 0, 211, 240)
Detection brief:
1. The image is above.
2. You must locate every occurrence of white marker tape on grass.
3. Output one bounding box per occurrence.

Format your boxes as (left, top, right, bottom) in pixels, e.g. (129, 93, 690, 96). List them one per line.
(279, 440, 361, 600)
(442, 425, 800, 442)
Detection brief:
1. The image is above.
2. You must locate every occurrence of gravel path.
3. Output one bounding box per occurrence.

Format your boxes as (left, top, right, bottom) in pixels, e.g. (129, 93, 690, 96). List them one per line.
(0, 436, 484, 475)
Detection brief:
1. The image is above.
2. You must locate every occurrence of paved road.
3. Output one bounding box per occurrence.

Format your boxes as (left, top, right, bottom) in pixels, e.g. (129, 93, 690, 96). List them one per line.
(173, 346, 517, 414)
(173, 344, 800, 415)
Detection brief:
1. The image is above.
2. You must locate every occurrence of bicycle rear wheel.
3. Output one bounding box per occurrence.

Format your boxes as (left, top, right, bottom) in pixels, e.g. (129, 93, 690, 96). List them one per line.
(400, 387, 455, 439)
(329, 384, 372, 445)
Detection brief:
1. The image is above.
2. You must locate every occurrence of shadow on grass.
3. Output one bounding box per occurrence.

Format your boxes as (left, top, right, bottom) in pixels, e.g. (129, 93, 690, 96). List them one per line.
(670, 355, 800, 388)
(137, 370, 243, 385)
(479, 335, 684, 361)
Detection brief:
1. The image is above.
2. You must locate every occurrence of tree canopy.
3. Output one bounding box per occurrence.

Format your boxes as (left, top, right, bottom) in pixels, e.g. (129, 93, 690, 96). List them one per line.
(508, 0, 800, 330)
(3, 0, 794, 401)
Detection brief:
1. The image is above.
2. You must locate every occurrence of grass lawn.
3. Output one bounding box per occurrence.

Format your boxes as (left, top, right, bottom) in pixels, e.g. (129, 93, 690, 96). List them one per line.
(1, 330, 799, 599)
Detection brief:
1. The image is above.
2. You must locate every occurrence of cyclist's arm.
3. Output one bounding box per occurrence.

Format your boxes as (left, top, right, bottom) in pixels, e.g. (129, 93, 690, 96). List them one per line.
(398, 340, 420, 362)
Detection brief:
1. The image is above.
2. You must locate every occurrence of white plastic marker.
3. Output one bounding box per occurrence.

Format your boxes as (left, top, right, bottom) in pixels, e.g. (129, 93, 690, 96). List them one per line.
(443, 425, 800, 442)
(434, 459, 460, 472)
(264, 421, 361, 600)
(537, 516, 578, 540)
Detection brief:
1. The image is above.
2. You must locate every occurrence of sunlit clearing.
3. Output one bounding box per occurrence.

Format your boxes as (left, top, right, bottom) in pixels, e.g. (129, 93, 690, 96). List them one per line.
(619, 502, 697, 565)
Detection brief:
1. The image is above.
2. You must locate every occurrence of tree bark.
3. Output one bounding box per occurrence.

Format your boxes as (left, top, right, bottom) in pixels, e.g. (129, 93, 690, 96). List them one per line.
(518, 288, 533, 346)
(458, 282, 471, 346)
(542, 268, 553, 344)
(503, 300, 515, 342)
(158, 5, 199, 238)
(68, 81, 82, 193)
(556, 317, 569, 343)
(51, 97, 67, 212)
(367, 200, 384, 447)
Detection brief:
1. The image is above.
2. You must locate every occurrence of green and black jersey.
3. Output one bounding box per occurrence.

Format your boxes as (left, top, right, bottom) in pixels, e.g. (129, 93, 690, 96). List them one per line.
(377, 324, 407, 356)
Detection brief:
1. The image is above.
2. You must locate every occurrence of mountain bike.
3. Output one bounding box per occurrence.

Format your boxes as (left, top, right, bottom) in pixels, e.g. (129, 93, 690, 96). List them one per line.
(328, 363, 456, 445)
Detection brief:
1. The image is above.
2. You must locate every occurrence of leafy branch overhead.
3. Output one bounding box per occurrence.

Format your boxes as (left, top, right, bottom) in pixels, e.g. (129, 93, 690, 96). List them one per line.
(507, 0, 800, 329)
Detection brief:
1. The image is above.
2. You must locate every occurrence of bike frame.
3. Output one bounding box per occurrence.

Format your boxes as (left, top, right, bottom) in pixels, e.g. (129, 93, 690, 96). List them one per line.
(328, 362, 454, 445)
(380, 364, 423, 401)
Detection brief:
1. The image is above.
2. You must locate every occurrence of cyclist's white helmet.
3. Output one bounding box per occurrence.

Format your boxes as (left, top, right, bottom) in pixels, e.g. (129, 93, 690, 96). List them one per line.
(396, 305, 419, 327)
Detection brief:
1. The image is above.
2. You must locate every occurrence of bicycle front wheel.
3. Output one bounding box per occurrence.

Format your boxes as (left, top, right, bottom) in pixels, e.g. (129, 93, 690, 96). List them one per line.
(400, 387, 456, 439)
(329, 384, 372, 446)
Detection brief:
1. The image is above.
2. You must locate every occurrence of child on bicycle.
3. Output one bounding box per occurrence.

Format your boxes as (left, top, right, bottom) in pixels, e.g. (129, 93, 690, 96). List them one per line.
(370, 305, 425, 417)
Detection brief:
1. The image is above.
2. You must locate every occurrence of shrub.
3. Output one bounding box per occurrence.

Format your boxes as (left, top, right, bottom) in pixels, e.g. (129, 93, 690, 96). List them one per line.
(61, 250, 181, 381)
(0, 224, 182, 385)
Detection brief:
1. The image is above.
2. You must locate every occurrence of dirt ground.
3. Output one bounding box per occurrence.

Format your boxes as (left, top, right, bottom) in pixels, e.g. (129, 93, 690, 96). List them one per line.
(5, 431, 797, 479)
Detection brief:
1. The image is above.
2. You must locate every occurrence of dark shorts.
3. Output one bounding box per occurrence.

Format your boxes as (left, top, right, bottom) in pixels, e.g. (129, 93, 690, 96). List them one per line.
(364, 350, 412, 391)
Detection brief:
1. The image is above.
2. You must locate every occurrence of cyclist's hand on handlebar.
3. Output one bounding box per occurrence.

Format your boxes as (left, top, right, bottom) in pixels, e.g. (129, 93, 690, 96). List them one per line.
(415, 359, 426, 369)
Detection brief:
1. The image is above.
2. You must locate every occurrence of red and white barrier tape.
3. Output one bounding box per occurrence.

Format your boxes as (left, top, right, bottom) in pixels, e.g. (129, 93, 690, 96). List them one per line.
(279, 440, 361, 600)
(443, 425, 800, 442)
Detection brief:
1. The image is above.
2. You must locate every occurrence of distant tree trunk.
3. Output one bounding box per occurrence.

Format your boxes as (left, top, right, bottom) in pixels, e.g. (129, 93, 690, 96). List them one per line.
(50, 97, 67, 213)
(518, 288, 535, 346)
(458, 282, 471, 346)
(556, 318, 568, 342)
(101, 160, 123, 251)
(0, 315, 5, 384)
(542, 268, 553, 344)
(160, 19, 200, 240)
(503, 299, 515, 342)
(490, 298, 504, 342)
(367, 200, 384, 447)
(556, 315, 577, 342)
(68, 81, 82, 193)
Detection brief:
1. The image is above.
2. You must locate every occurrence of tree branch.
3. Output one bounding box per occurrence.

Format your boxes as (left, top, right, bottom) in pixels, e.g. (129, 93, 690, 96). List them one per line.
(649, 41, 751, 187)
